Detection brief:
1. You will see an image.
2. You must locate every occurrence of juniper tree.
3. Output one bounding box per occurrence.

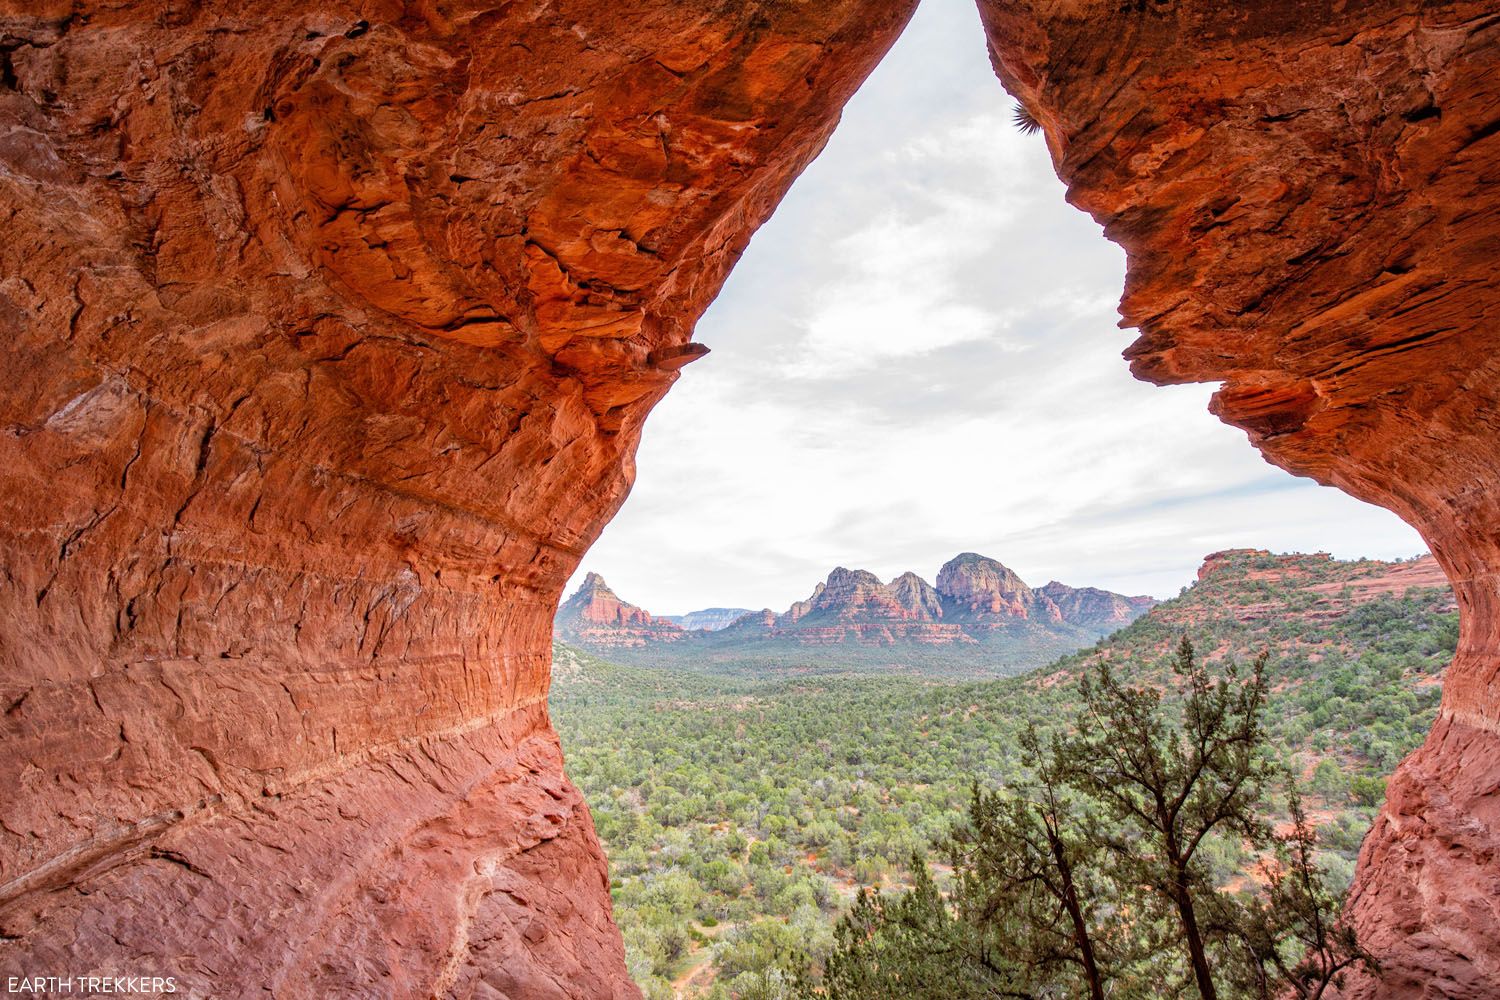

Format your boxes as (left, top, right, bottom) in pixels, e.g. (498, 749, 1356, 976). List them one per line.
(822, 859, 1030, 1000)
(1227, 787, 1375, 999)
(821, 636, 1374, 1000)
(945, 725, 1119, 1000)
(823, 725, 1138, 1000)
(1057, 638, 1274, 1000)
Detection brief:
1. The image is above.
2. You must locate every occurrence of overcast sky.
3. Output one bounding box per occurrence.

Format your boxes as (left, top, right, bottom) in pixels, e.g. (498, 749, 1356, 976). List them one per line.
(568, 0, 1425, 616)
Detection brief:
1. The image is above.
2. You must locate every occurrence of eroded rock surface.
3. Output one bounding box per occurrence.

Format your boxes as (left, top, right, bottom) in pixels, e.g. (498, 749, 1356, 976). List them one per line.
(979, 1, 1500, 994)
(554, 573, 687, 648)
(0, 2, 915, 996)
(3, 0, 1500, 995)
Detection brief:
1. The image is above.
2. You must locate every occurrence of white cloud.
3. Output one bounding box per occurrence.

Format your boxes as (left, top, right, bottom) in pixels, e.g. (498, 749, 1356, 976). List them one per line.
(569, 0, 1425, 615)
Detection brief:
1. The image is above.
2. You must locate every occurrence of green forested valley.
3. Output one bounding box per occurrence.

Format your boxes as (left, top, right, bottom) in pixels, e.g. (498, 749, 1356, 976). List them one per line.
(548, 551, 1455, 998)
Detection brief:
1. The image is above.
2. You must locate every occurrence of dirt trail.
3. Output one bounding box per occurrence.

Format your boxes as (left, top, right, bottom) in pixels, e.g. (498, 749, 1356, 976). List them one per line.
(672, 950, 716, 998)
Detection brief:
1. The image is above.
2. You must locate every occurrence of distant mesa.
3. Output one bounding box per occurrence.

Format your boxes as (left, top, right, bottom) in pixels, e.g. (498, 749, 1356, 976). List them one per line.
(554, 551, 1449, 680)
(554, 554, 1159, 673)
(659, 607, 756, 631)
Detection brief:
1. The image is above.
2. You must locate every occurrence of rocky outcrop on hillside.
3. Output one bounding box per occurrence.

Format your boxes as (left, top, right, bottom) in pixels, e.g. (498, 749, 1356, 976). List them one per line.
(555, 574, 687, 648)
(1168, 550, 1457, 631)
(1198, 549, 1277, 581)
(1047, 550, 1457, 670)
(559, 554, 1157, 656)
(1038, 581, 1159, 627)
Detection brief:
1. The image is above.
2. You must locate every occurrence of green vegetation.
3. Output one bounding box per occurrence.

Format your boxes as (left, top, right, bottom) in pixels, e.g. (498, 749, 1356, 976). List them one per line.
(580, 618, 1118, 680)
(549, 552, 1453, 998)
(824, 641, 1371, 1000)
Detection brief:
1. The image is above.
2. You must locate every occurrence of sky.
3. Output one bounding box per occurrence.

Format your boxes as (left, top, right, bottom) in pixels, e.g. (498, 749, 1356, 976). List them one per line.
(568, 0, 1426, 616)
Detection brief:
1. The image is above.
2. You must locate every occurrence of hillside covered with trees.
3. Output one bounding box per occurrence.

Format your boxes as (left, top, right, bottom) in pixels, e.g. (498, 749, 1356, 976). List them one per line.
(549, 550, 1455, 998)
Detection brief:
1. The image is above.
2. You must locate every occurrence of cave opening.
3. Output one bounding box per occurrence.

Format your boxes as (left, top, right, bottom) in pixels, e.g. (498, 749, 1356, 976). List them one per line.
(565, 0, 1422, 616)
(547, 1, 1450, 997)
(3, 0, 1497, 996)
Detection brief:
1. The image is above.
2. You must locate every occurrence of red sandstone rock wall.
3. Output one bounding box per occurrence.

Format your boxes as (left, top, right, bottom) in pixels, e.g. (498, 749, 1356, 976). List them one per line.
(978, 1, 1500, 994)
(0, 3, 915, 996)
(4, 0, 1499, 995)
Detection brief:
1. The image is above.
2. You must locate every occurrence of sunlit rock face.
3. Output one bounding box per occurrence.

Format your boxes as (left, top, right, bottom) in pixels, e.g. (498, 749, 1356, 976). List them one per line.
(554, 573, 687, 647)
(4, 0, 1499, 994)
(978, 1, 1500, 994)
(0, 2, 915, 996)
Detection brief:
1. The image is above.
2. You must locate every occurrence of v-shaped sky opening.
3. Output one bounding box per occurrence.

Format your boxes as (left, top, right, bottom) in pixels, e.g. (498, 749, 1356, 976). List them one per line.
(570, 0, 1422, 616)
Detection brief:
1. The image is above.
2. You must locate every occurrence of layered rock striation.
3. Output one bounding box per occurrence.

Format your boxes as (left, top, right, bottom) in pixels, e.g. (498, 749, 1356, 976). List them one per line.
(0, 2, 917, 996)
(2, 0, 1499, 996)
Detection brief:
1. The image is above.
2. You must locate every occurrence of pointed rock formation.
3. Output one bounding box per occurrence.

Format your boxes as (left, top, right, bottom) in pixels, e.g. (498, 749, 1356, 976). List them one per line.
(564, 573, 654, 628)
(741, 555, 1157, 657)
(783, 582, 827, 625)
(801, 567, 912, 623)
(555, 574, 686, 648)
(560, 554, 1156, 659)
(888, 571, 945, 621)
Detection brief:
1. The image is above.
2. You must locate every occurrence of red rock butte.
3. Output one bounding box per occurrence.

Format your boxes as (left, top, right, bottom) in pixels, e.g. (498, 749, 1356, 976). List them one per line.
(0, 2, 1496, 997)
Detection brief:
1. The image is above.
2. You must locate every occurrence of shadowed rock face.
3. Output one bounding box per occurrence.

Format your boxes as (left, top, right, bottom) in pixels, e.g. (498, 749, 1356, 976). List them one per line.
(0, 2, 916, 996)
(1, 0, 1498, 996)
(978, 1, 1500, 994)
